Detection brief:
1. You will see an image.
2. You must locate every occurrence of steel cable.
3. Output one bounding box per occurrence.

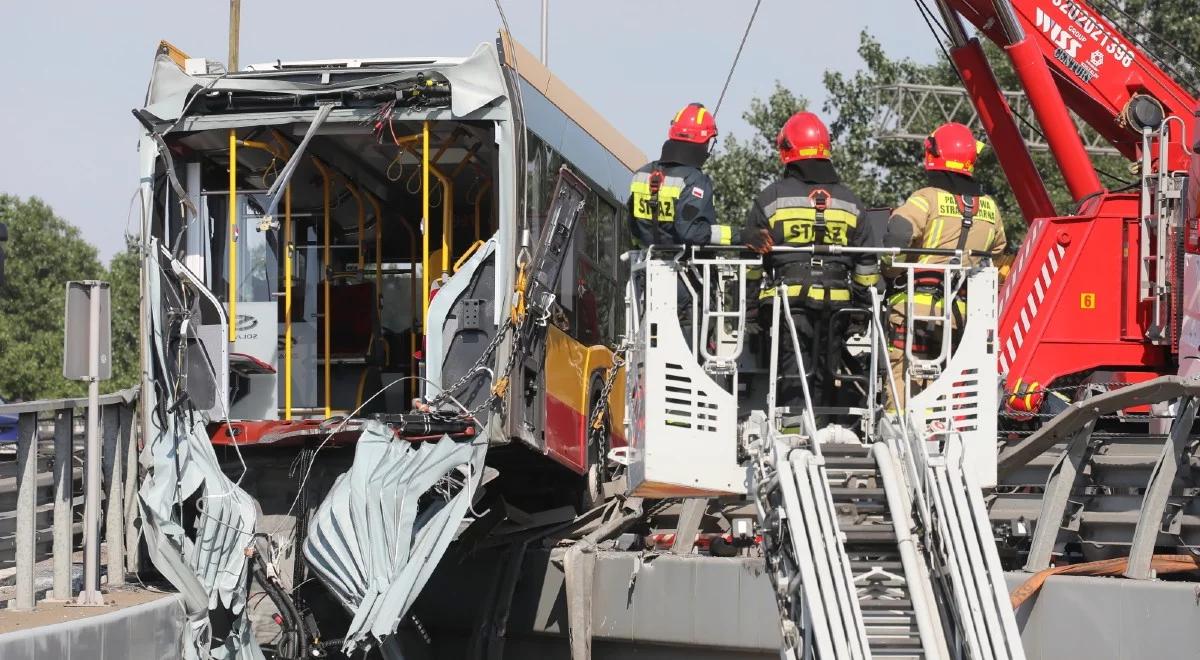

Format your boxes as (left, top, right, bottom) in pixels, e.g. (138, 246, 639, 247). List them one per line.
(714, 0, 763, 117)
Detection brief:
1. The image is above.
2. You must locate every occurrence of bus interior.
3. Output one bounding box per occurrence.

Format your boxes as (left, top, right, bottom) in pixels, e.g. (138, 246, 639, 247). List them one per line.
(152, 115, 500, 443)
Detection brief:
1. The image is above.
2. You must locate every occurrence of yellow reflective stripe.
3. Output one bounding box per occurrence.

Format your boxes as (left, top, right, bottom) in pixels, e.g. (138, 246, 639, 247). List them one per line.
(695, 107, 706, 124)
(769, 207, 857, 246)
(768, 207, 858, 227)
(934, 191, 998, 222)
(630, 182, 684, 196)
(920, 217, 945, 263)
(926, 217, 944, 248)
(630, 182, 684, 222)
(888, 291, 966, 313)
(907, 195, 930, 212)
(759, 286, 851, 301)
(716, 224, 733, 245)
(853, 272, 880, 286)
(795, 145, 832, 158)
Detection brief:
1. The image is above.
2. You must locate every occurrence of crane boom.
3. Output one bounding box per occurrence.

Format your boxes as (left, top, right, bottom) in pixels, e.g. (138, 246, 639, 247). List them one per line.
(949, 0, 1194, 171)
(924, 0, 1198, 412)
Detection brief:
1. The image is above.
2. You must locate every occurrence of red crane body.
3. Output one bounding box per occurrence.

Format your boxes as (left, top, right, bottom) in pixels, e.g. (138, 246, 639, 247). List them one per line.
(934, 0, 1197, 408)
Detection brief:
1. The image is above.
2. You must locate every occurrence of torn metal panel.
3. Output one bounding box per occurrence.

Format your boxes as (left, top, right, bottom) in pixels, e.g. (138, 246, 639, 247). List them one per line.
(138, 238, 263, 660)
(303, 420, 487, 654)
(141, 41, 506, 128)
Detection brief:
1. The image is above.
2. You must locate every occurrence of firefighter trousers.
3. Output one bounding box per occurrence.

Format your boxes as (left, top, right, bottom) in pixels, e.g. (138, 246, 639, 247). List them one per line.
(886, 296, 962, 411)
(763, 301, 849, 415)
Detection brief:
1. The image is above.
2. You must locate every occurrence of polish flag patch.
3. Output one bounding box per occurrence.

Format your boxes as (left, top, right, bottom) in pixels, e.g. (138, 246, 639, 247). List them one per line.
(691, 187, 705, 199)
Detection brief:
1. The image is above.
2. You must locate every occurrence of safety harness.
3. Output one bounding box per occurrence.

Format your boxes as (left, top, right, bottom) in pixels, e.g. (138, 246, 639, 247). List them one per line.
(759, 188, 856, 307)
(891, 193, 977, 352)
(646, 162, 669, 244)
(951, 194, 978, 264)
(648, 163, 666, 220)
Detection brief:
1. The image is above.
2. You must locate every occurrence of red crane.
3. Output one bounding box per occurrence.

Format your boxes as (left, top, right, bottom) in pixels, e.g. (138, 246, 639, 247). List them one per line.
(929, 0, 1197, 413)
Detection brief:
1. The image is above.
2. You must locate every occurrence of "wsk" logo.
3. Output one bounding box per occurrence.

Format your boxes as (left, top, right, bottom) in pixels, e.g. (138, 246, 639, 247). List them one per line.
(1035, 8, 1081, 58)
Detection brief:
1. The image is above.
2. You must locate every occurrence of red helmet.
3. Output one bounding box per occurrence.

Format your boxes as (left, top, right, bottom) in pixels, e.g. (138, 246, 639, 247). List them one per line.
(924, 122, 986, 175)
(776, 112, 832, 164)
(668, 103, 717, 144)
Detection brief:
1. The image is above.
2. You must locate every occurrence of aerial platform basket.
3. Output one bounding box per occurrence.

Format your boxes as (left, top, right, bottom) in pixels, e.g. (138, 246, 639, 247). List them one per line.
(617, 252, 751, 498)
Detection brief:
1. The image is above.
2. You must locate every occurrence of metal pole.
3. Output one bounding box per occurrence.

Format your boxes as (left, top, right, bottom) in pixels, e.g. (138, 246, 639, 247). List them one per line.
(104, 405, 128, 588)
(540, 0, 549, 64)
(78, 282, 104, 606)
(368, 196, 385, 319)
(345, 182, 365, 273)
(284, 182, 293, 419)
(441, 176, 454, 278)
(123, 405, 140, 576)
(319, 160, 332, 419)
(14, 413, 37, 610)
(228, 0, 241, 72)
(228, 131, 239, 343)
(52, 409, 73, 601)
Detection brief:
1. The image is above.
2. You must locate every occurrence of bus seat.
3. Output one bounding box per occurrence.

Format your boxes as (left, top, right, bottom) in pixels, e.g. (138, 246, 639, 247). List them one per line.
(318, 281, 377, 357)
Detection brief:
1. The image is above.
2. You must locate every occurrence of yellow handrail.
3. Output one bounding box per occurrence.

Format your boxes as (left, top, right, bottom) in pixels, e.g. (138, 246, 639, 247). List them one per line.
(422, 122, 431, 330)
(454, 240, 486, 273)
(227, 131, 238, 343)
(406, 141, 455, 286)
(450, 142, 483, 178)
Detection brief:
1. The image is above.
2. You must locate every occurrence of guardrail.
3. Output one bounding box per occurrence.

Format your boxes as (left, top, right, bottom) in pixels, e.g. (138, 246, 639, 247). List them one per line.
(0, 387, 139, 610)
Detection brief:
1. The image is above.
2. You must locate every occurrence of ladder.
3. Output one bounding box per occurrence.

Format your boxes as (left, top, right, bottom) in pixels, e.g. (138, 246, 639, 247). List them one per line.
(1136, 122, 1186, 344)
(620, 251, 1026, 658)
(748, 266, 1024, 659)
(748, 420, 946, 659)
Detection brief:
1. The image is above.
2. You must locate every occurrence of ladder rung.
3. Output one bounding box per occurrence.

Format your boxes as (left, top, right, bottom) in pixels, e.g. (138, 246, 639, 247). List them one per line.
(859, 598, 914, 611)
(842, 525, 897, 543)
(830, 487, 885, 498)
(851, 560, 904, 572)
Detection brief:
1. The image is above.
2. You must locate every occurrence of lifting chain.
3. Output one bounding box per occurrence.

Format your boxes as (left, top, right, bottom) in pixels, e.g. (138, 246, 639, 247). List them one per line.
(425, 262, 534, 422)
(587, 339, 631, 471)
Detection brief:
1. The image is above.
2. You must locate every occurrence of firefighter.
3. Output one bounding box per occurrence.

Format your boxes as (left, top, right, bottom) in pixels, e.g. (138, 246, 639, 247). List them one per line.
(627, 102, 769, 251)
(627, 102, 771, 346)
(746, 111, 881, 418)
(883, 122, 1007, 410)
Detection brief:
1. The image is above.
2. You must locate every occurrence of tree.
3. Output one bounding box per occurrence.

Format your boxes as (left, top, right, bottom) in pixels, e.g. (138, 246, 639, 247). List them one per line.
(708, 84, 808, 225)
(0, 196, 105, 401)
(107, 236, 142, 391)
(709, 0, 1194, 244)
(822, 33, 1130, 245)
(1094, 0, 1200, 92)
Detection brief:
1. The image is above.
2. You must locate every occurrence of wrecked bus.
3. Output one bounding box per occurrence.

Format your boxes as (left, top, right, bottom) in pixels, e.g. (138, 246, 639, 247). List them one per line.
(133, 32, 635, 657)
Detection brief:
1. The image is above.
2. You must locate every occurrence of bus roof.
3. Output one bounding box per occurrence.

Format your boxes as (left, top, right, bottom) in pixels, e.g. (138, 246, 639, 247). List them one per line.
(498, 31, 647, 172)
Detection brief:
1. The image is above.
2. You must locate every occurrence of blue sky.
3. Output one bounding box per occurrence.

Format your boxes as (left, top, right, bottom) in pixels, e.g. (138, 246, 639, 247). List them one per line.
(1, 0, 937, 260)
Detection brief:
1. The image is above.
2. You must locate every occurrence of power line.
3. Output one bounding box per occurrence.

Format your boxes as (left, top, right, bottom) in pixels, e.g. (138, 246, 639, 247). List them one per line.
(492, 0, 515, 44)
(913, 0, 953, 47)
(714, 0, 763, 117)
